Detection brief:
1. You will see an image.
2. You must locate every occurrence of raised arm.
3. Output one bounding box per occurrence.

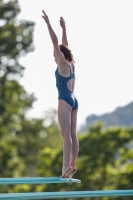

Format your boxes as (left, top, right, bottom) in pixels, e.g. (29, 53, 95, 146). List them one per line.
(42, 10, 58, 44)
(42, 10, 64, 63)
(60, 17, 68, 46)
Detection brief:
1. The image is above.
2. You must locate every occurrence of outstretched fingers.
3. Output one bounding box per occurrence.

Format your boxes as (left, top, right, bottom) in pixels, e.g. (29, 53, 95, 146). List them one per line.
(60, 16, 64, 20)
(42, 10, 46, 18)
(60, 16, 66, 28)
(42, 10, 49, 23)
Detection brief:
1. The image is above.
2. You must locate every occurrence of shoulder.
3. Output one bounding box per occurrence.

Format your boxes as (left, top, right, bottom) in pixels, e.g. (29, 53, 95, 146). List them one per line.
(53, 42, 65, 63)
(57, 61, 70, 77)
(58, 60, 69, 70)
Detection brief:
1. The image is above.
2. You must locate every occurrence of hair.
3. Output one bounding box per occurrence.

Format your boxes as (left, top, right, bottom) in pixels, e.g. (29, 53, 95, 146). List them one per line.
(59, 44, 74, 63)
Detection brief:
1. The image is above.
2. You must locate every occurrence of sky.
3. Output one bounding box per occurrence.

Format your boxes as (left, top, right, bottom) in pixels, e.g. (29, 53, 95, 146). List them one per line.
(17, 0, 133, 129)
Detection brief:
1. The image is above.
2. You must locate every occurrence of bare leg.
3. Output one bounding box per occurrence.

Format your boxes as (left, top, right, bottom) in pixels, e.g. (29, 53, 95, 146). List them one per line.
(65, 108, 79, 178)
(58, 100, 72, 177)
(70, 108, 79, 167)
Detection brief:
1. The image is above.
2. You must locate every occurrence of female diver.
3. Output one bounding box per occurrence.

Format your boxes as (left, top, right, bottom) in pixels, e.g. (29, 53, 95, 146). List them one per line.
(42, 10, 79, 178)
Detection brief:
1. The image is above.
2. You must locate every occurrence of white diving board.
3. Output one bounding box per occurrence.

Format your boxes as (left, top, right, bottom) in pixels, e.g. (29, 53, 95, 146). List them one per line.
(0, 177, 81, 185)
(0, 190, 133, 199)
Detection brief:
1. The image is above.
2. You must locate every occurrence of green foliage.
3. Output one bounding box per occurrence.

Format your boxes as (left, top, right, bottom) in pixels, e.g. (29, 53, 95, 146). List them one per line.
(1, 1, 133, 200)
(0, 0, 35, 77)
(0, 0, 62, 193)
(40, 124, 133, 200)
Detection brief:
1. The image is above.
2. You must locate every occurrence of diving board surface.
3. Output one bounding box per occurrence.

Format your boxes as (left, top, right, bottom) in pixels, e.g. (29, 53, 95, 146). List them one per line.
(0, 177, 81, 185)
(0, 190, 133, 199)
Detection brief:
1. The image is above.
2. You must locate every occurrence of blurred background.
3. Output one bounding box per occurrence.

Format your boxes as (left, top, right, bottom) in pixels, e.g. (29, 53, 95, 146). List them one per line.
(0, 0, 133, 199)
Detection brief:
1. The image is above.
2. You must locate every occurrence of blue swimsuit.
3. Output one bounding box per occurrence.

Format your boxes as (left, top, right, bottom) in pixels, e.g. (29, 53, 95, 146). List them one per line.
(55, 64, 78, 110)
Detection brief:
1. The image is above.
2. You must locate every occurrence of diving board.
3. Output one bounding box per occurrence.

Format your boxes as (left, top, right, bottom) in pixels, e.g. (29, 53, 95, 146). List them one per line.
(0, 190, 133, 199)
(0, 177, 81, 185)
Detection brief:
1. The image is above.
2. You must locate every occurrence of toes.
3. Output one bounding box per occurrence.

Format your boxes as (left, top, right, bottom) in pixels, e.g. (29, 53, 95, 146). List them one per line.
(65, 168, 77, 178)
(61, 168, 72, 178)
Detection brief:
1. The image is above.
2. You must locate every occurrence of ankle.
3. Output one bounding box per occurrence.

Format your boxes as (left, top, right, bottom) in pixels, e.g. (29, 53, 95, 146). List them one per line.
(70, 162, 76, 168)
(62, 165, 71, 170)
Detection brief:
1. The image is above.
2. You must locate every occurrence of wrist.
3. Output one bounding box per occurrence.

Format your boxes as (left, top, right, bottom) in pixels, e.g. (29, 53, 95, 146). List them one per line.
(62, 26, 66, 30)
(46, 20, 50, 25)
(62, 27, 66, 31)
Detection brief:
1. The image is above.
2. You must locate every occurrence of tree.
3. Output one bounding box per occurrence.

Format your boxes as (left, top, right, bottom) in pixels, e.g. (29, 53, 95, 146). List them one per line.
(38, 123, 133, 200)
(0, 0, 34, 78)
(0, 0, 34, 175)
(0, 0, 33, 189)
(0, 0, 62, 193)
(0, 0, 36, 136)
(1, 2, 133, 199)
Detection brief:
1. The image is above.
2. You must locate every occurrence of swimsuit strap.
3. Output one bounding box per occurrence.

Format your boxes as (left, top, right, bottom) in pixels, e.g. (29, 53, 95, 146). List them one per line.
(72, 62, 75, 73)
(69, 62, 74, 74)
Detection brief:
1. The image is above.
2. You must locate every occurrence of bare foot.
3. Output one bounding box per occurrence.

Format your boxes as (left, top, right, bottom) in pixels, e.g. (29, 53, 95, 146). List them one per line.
(65, 167, 77, 179)
(60, 166, 71, 178)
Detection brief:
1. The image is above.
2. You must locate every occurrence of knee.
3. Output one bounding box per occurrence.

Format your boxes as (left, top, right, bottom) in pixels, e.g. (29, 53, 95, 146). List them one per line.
(71, 132, 78, 141)
(61, 128, 71, 138)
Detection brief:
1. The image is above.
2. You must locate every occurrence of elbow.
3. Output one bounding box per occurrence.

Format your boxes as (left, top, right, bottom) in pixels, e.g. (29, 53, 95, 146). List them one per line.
(52, 35, 58, 44)
(52, 39, 58, 45)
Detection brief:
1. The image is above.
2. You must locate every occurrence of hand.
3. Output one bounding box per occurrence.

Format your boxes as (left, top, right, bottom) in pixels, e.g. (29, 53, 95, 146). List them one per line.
(42, 10, 50, 24)
(60, 17, 66, 29)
